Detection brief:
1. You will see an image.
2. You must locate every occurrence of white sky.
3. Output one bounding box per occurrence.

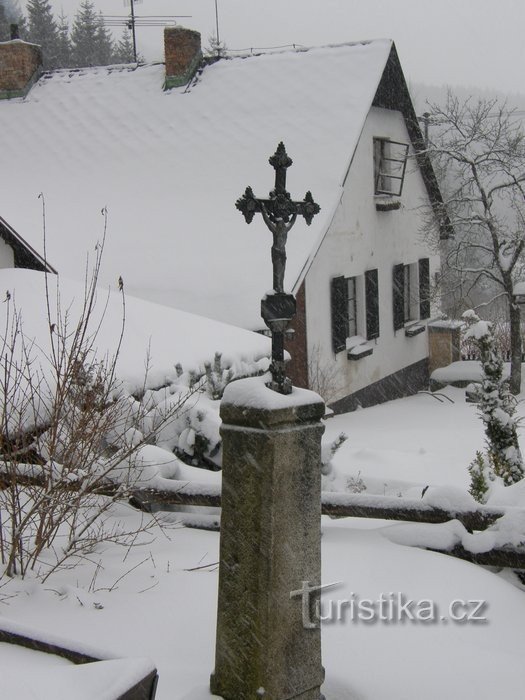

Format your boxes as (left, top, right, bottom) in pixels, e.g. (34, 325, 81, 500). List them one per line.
(17, 0, 525, 96)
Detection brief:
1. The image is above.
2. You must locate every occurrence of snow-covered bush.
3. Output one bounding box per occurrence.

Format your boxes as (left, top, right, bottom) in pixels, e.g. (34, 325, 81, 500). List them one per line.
(346, 471, 367, 494)
(146, 382, 222, 469)
(463, 310, 524, 499)
(320, 431, 348, 491)
(155, 352, 265, 469)
(0, 230, 196, 580)
(468, 451, 492, 504)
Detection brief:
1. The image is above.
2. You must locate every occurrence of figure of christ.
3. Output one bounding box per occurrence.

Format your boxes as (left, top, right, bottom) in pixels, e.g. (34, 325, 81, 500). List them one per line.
(260, 205, 297, 293)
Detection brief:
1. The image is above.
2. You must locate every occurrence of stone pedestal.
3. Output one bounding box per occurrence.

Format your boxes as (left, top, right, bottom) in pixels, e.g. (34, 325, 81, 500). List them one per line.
(210, 376, 325, 700)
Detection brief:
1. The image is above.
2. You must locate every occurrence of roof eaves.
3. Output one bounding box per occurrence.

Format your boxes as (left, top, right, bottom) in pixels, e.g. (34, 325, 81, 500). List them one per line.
(0, 215, 57, 274)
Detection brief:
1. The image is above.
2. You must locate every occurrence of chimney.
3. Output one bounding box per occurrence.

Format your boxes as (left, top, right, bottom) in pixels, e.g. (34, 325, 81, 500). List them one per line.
(10, 24, 20, 40)
(0, 39, 42, 100)
(164, 27, 202, 90)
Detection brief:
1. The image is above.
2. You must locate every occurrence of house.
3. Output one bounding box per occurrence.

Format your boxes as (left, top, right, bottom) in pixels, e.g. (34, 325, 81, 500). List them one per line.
(0, 214, 55, 273)
(0, 29, 449, 412)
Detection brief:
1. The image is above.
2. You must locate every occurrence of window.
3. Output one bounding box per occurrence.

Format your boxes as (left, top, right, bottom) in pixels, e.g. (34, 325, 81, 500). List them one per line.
(393, 258, 431, 332)
(331, 276, 358, 353)
(403, 264, 411, 323)
(373, 138, 409, 197)
(331, 272, 377, 357)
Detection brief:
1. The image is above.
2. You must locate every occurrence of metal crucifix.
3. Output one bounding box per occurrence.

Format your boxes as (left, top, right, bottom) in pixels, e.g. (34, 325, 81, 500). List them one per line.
(236, 142, 320, 394)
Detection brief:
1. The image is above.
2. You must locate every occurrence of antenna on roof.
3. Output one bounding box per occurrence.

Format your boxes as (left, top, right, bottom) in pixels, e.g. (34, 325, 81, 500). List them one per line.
(103, 2, 192, 63)
(214, 0, 220, 46)
(124, 0, 140, 63)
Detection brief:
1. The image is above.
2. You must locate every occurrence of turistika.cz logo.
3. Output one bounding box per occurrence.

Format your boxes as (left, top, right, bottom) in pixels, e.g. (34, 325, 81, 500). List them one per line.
(290, 581, 488, 628)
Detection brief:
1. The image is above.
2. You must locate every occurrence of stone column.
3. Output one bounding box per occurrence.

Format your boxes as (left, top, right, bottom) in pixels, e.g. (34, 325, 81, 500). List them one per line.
(210, 376, 325, 700)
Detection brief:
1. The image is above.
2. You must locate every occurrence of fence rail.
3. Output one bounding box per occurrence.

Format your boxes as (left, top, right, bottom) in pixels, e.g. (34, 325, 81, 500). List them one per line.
(3, 470, 525, 569)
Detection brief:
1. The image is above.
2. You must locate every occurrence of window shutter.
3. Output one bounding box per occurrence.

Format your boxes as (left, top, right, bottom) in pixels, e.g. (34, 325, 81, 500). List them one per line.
(393, 263, 405, 330)
(419, 258, 430, 319)
(365, 269, 379, 340)
(331, 276, 348, 353)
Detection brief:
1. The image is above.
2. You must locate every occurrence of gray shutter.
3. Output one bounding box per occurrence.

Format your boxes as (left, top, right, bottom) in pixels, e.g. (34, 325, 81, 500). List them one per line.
(331, 276, 348, 353)
(393, 263, 405, 330)
(419, 258, 430, 319)
(365, 269, 379, 340)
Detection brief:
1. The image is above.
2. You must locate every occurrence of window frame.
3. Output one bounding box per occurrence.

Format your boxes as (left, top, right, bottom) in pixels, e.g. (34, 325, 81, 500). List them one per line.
(347, 276, 357, 338)
(331, 274, 370, 354)
(393, 259, 431, 332)
(373, 138, 409, 197)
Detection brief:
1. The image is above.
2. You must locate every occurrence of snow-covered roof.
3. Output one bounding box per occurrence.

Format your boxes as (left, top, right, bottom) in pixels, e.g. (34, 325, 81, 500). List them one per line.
(0, 40, 393, 328)
(0, 268, 270, 395)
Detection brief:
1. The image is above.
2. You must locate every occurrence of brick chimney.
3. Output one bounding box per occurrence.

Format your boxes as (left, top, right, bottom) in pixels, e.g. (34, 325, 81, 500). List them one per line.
(164, 27, 202, 90)
(0, 39, 42, 99)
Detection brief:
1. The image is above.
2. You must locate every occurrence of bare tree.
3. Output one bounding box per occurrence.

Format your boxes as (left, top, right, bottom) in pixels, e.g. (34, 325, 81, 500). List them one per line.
(427, 94, 525, 394)
(0, 210, 196, 580)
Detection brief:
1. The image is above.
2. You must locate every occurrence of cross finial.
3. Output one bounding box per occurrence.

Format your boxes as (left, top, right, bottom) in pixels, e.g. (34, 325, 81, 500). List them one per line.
(269, 142, 293, 194)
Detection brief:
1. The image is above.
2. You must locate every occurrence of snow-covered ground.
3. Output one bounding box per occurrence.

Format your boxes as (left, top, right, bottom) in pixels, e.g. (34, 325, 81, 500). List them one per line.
(2, 385, 525, 699)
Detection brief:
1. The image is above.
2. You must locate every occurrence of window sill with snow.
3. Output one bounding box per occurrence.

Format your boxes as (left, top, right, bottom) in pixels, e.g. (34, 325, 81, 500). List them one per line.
(346, 335, 374, 360)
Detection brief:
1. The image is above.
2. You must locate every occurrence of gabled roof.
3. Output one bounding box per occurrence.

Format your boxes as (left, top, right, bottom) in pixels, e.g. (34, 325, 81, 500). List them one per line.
(372, 44, 453, 238)
(0, 40, 445, 328)
(0, 215, 56, 273)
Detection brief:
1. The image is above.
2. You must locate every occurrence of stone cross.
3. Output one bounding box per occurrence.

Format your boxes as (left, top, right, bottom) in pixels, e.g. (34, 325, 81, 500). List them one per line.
(236, 143, 320, 394)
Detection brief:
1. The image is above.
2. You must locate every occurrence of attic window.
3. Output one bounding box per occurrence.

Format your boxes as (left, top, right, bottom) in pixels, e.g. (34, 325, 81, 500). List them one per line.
(373, 138, 409, 197)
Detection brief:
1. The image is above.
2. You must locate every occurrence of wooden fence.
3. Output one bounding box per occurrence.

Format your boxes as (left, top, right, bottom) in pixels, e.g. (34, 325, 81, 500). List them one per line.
(3, 470, 525, 570)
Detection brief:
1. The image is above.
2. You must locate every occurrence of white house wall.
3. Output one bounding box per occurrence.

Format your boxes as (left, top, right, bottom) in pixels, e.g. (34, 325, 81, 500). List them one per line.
(0, 238, 15, 269)
(304, 106, 440, 404)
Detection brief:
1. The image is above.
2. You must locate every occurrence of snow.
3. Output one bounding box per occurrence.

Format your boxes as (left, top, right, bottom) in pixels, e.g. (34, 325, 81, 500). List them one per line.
(345, 335, 374, 356)
(382, 509, 525, 555)
(222, 372, 322, 410)
(465, 320, 491, 341)
(431, 360, 511, 385)
(0, 41, 392, 328)
(1, 385, 525, 698)
(513, 281, 525, 297)
(0, 267, 270, 395)
(427, 319, 463, 329)
(0, 266, 271, 480)
(2, 656, 155, 700)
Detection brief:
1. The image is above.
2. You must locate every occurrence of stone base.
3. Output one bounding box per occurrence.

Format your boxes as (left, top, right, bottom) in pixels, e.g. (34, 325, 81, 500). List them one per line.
(210, 673, 324, 700)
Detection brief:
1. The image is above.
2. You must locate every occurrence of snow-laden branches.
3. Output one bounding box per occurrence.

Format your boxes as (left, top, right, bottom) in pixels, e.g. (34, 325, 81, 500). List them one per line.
(426, 92, 525, 393)
(463, 311, 524, 500)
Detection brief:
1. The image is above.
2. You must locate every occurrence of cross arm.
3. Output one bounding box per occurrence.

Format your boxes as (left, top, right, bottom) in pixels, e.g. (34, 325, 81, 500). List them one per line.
(235, 186, 261, 224)
(236, 188, 320, 227)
